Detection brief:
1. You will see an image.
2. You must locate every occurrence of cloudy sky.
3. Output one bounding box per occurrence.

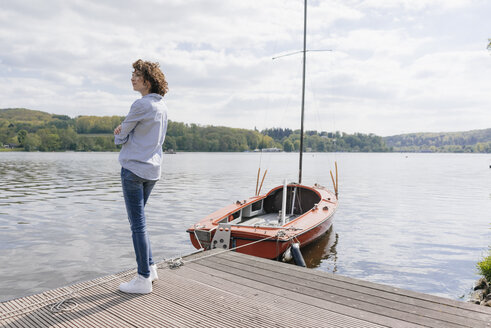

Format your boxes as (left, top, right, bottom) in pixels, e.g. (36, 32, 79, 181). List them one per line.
(1, 0, 490, 136)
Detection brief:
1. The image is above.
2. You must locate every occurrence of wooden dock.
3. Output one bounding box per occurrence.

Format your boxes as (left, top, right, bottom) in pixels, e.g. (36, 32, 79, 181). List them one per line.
(1, 250, 491, 327)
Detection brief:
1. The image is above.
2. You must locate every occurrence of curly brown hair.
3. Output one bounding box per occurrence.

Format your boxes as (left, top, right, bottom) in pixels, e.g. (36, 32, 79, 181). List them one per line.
(132, 59, 169, 96)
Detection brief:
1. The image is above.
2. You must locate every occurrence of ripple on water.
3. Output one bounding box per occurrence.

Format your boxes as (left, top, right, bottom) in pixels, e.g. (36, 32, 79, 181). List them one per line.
(0, 152, 490, 302)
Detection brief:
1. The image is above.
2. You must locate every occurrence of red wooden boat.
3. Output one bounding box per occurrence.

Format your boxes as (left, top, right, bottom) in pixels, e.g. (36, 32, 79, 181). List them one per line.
(187, 0, 339, 260)
(187, 182, 338, 259)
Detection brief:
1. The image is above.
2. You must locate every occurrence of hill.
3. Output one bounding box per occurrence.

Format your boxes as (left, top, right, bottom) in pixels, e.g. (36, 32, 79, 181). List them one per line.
(0, 108, 58, 124)
(0, 108, 123, 151)
(384, 129, 491, 153)
(0, 108, 489, 153)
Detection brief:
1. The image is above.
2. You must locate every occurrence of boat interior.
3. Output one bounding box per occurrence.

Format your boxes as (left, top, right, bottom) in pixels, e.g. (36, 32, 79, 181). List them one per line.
(220, 186, 322, 227)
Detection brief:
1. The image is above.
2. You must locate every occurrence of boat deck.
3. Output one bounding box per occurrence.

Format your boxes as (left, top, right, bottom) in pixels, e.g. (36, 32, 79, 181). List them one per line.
(234, 212, 299, 227)
(1, 250, 490, 327)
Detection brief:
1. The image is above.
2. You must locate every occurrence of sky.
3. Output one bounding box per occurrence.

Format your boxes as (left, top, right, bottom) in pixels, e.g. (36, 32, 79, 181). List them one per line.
(1, 0, 490, 136)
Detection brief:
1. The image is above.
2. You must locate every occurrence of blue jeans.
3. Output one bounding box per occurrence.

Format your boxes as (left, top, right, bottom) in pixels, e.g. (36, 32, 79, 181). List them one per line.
(121, 167, 157, 278)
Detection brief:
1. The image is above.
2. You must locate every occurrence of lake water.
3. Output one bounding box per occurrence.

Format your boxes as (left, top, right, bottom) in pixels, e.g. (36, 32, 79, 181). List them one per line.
(0, 152, 490, 302)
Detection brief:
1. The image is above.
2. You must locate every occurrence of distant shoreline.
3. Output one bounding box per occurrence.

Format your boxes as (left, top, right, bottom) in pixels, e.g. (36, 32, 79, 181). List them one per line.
(1, 108, 490, 153)
(1, 149, 489, 155)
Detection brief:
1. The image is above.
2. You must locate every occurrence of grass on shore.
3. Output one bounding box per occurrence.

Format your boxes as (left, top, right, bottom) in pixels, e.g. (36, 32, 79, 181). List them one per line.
(478, 249, 491, 282)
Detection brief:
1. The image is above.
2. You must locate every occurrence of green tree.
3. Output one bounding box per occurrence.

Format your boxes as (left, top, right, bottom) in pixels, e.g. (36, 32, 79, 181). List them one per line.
(37, 128, 61, 151)
(23, 133, 41, 151)
(283, 139, 293, 152)
(17, 129, 27, 146)
(245, 131, 261, 150)
(58, 127, 78, 150)
(293, 139, 300, 151)
(164, 135, 177, 150)
(258, 135, 274, 149)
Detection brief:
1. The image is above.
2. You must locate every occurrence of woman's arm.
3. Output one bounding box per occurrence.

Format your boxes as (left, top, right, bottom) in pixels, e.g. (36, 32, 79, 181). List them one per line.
(114, 100, 146, 145)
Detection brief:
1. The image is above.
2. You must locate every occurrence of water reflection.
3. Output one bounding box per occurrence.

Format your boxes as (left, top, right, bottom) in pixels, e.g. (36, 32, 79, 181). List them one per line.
(301, 226, 338, 271)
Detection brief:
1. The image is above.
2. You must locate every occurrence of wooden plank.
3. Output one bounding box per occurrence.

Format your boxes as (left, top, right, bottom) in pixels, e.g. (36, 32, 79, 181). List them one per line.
(220, 250, 491, 315)
(217, 251, 491, 321)
(157, 265, 384, 328)
(198, 253, 489, 328)
(184, 261, 424, 328)
(2, 249, 490, 328)
(109, 265, 334, 328)
(0, 273, 137, 328)
(95, 272, 236, 328)
(0, 297, 49, 328)
(3, 285, 135, 328)
(32, 286, 126, 328)
(211, 253, 491, 328)
(178, 262, 391, 328)
(2, 269, 222, 328)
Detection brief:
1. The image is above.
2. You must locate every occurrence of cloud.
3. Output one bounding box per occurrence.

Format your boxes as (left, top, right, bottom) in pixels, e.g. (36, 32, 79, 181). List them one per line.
(359, 0, 470, 11)
(0, 0, 490, 136)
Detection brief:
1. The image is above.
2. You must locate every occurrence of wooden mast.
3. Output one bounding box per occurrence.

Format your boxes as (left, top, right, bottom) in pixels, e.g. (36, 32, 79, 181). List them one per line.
(298, 0, 307, 184)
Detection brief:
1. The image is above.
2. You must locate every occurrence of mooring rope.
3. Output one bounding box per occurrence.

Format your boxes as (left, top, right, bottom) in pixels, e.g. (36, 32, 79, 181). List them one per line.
(161, 232, 283, 270)
(49, 297, 78, 313)
(0, 231, 287, 320)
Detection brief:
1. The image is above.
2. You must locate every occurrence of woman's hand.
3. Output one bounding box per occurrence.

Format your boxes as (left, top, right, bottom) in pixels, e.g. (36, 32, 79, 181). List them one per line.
(114, 124, 122, 135)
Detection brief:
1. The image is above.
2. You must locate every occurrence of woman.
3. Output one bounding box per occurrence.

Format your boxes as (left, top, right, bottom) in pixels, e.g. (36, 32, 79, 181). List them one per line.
(114, 59, 168, 294)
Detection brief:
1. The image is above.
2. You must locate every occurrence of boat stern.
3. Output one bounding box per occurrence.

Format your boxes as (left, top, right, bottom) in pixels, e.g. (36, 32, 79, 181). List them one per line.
(187, 225, 214, 250)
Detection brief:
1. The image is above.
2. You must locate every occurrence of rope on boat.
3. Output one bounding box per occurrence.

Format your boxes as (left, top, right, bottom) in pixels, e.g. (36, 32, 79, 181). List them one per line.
(0, 231, 286, 320)
(163, 232, 284, 270)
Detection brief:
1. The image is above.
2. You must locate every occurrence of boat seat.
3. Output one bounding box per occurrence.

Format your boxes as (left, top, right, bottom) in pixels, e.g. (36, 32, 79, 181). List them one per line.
(238, 217, 265, 226)
(229, 217, 242, 225)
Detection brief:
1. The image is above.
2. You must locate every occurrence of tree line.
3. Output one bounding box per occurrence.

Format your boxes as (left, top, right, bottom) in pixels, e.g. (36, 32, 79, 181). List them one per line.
(261, 128, 390, 152)
(0, 108, 390, 152)
(384, 129, 491, 153)
(1, 108, 489, 153)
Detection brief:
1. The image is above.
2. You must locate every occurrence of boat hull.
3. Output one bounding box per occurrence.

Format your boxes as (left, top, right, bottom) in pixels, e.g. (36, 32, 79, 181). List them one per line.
(187, 183, 338, 260)
(231, 214, 334, 259)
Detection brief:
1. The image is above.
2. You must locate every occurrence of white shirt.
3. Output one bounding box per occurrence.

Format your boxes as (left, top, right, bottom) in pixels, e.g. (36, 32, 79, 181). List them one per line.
(115, 93, 168, 180)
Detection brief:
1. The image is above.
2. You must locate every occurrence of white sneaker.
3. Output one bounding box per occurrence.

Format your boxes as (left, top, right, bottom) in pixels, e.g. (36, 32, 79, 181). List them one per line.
(150, 264, 159, 282)
(119, 274, 152, 294)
